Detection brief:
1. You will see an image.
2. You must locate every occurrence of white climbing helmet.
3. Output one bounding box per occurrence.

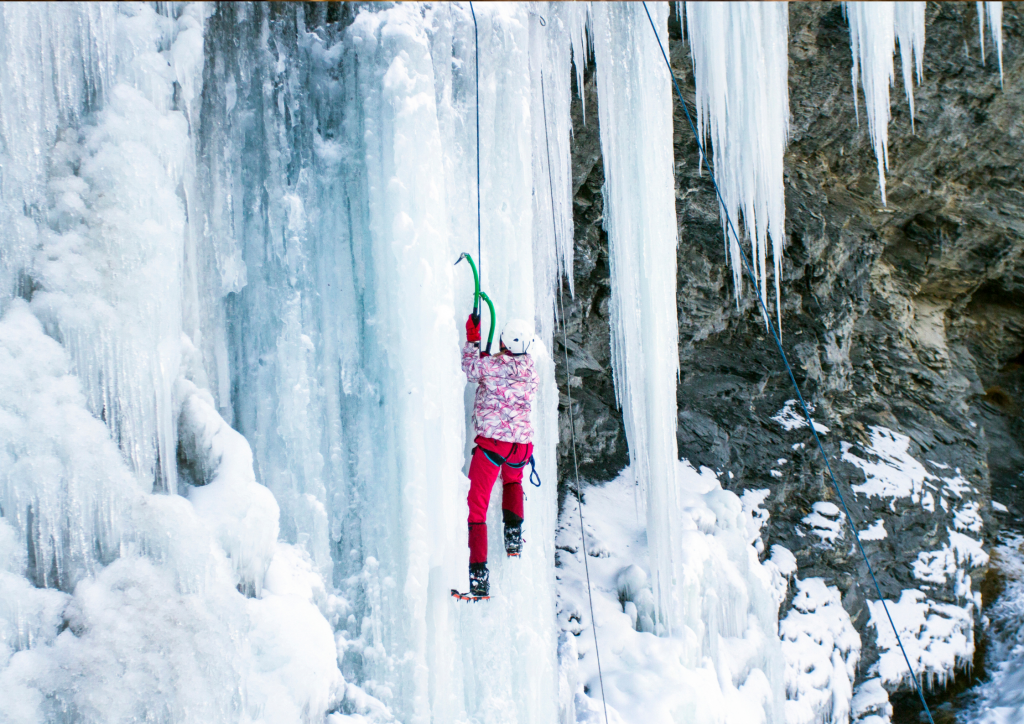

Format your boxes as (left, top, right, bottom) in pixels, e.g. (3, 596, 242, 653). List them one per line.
(500, 319, 535, 356)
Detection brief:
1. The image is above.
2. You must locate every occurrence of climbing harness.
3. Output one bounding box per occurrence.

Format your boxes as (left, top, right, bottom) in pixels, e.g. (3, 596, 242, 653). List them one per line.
(455, 251, 496, 353)
(640, 5, 935, 723)
(540, 68, 610, 724)
(479, 446, 543, 488)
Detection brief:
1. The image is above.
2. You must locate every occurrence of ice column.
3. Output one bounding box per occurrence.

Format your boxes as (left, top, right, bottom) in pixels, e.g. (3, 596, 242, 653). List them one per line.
(844, 2, 927, 205)
(591, 2, 683, 631)
(684, 1, 790, 327)
(977, 1, 1004, 82)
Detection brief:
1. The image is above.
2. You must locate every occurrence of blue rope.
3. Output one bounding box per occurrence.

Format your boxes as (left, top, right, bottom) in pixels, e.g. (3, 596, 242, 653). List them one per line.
(640, 5, 935, 723)
(470, 3, 481, 288)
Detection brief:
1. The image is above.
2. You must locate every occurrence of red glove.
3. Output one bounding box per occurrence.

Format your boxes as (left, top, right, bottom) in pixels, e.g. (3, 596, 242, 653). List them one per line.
(466, 314, 481, 343)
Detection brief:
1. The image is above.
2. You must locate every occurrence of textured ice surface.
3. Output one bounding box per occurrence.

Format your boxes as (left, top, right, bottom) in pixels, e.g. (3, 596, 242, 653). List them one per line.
(2, 2, 580, 722)
(684, 1, 789, 327)
(0, 302, 342, 724)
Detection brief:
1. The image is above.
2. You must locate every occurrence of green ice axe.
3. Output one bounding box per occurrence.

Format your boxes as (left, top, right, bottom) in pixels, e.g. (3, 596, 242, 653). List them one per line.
(455, 252, 496, 354)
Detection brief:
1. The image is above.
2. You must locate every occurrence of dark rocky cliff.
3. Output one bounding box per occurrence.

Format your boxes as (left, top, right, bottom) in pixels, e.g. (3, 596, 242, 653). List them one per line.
(557, 1, 1023, 706)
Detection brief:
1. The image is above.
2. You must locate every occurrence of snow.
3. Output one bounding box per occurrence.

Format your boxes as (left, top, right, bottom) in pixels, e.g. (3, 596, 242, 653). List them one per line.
(772, 399, 830, 434)
(801, 502, 846, 545)
(992, 501, 1009, 513)
(556, 463, 785, 724)
(851, 678, 893, 724)
(780, 578, 861, 724)
(868, 589, 974, 690)
(590, 2, 683, 631)
(842, 426, 934, 509)
(683, 2, 790, 327)
(843, 2, 926, 205)
(859, 519, 888, 541)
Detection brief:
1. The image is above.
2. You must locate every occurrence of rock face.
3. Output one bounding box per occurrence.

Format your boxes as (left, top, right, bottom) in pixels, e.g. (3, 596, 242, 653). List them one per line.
(557, 1, 1023, 701)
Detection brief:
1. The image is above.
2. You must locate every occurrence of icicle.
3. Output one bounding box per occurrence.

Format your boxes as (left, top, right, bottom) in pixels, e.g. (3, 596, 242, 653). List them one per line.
(977, 1, 1004, 83)
(894, 2, 926, 128)
(844, 2, 927, 206)
(566, 3, 592, 124)
(683, 1, 790, 331)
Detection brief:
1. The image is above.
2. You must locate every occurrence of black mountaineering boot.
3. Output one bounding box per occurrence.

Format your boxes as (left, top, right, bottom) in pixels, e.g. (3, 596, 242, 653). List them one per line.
(504, 510, 523, 557)
(469, 562, 489, 597)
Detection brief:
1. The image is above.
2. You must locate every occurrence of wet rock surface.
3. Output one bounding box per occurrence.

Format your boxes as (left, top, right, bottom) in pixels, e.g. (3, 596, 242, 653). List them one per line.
(557, 1, 1024, 707)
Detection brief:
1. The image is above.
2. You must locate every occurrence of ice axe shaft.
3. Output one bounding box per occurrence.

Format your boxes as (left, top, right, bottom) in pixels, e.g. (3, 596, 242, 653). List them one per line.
(455, 252, 495, 354)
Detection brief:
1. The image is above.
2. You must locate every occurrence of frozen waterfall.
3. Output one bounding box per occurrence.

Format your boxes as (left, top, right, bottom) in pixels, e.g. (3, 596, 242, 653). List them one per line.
(0, 3, 1008, 724)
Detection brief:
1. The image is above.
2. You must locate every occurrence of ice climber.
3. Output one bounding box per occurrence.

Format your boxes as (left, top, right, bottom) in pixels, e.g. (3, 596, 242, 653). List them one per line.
(461, 314, 539, 598)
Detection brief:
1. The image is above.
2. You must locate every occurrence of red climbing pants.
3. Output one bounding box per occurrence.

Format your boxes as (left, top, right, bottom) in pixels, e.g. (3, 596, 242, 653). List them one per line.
(467, 435, 533, 565)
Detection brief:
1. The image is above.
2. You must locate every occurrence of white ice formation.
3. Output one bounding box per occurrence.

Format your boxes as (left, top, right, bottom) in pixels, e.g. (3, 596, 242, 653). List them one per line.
(684, 1, 790, 328)
(843, 2, 926, 205)
(962, 535, 1024, 724)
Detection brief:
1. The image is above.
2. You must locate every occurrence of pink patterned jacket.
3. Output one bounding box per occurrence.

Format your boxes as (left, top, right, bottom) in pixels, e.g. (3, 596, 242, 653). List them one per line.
(461, 342, 539, 443)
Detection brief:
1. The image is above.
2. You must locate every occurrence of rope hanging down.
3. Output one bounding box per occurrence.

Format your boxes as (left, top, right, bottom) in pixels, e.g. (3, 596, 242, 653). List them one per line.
(540, 70, 611, 724)
(640, 4, 935, 723)
(470, 2, 482, 290)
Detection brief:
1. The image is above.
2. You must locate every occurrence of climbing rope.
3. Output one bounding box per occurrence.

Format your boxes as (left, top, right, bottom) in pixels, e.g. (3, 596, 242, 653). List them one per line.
(641, 4, 935, 723)
(541, 69, 610, 724)
(469, 2, 482, 292)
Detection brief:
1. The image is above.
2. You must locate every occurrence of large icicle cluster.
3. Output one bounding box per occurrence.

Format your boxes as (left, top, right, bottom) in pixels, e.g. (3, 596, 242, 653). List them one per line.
(844, 2, 926, 205)
(684, 1, 790, 326)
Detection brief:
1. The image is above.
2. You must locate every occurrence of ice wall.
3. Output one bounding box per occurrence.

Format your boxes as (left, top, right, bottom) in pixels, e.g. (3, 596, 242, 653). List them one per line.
(684, 1, 790, 328)
(189, 3, 578, 721)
